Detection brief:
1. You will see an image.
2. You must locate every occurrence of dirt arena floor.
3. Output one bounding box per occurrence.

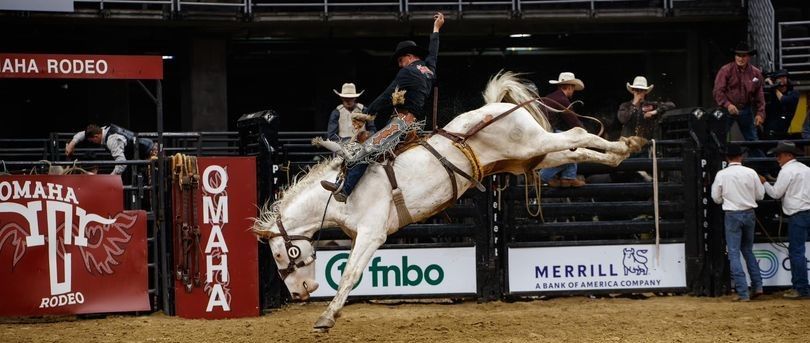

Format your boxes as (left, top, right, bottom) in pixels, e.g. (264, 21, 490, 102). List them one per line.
(2, 293, 809, 343)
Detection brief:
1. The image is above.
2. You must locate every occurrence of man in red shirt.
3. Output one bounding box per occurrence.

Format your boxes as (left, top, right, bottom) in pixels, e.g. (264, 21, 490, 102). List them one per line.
(713, 41, 766, 155)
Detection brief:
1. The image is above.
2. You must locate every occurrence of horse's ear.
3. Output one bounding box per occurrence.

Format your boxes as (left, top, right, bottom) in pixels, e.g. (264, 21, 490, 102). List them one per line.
(252, 227, 275, 239)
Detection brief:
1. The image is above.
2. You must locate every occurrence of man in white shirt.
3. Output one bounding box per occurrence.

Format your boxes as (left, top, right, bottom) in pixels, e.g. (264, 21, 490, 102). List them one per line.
(711, 144, 765, 301)
(761, 141, 810, 299)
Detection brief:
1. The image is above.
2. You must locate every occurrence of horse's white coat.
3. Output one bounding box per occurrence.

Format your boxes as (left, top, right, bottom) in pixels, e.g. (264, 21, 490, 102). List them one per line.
(252, 72, 645, 330)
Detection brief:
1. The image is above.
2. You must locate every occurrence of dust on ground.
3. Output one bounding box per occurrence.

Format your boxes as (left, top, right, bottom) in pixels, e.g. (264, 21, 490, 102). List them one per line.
(2, 294, 808, 343)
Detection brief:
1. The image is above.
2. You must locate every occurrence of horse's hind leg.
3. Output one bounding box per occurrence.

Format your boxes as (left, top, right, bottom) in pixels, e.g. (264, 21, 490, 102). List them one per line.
(314, 227, 387, 332)
(534, 148, 631, 169)
(537, 127, 646, 155)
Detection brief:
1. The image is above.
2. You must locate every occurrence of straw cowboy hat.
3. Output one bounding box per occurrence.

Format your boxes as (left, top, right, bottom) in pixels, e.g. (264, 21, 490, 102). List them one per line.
(393, 40, 428, 59)
(768, 141, 804, 156)
(549, 72, 585, 91)
(626, 76, 654, 93)
(732, 41, 757, 56)
(333, 83, 364, 98)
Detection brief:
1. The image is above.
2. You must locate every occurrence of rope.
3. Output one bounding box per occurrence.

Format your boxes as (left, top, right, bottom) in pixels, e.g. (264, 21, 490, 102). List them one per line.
(652, 139, 660, 266)
(756, 203, 789, 251)
(524, 172, 545, 222)
(62, 159, 92, 175)
(535, 98, 605, 136)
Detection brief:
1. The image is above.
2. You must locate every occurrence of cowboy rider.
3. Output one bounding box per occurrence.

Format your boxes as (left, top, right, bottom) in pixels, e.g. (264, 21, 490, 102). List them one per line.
(327, 82, 376, 142)
(321, 11, 445, 202)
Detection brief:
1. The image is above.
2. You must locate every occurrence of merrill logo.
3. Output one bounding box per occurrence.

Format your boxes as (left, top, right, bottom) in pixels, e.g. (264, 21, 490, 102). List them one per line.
(622, 248, 649, 276)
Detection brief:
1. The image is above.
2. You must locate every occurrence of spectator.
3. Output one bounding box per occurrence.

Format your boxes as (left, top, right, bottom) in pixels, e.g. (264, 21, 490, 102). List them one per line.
(710, 144, 764, 301)
(763, 69, 799, 140)
(539, 72, 586, 188)
(712, 41, 766, 153)
(760, 141, 810, 299)
(65, 124, 157, 175)
(617, 76, 675, 140)
(327, 83, 376, 142)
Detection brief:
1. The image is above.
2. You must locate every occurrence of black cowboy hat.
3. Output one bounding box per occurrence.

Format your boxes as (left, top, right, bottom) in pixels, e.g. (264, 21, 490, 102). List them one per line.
(733, 41, 757, 56)
(724, 144, 747, 157)
(393, 40, 428, 59)
(767, 141, 804, 156)
(770, 69, 790, 78)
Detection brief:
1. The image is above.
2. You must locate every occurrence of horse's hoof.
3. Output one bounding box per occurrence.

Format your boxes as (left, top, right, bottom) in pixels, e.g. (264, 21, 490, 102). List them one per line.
(313, 316, 335, 330)
(312, 327, 329, 334)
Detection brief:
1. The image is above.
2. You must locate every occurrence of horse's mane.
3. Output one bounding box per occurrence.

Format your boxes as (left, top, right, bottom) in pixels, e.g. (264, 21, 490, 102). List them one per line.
(482, 71, 552, 132)
(254, 157, 341, 231)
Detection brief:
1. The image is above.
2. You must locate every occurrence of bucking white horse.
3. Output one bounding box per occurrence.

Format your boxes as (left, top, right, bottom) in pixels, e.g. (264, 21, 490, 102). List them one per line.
(251, 72, 646, 332)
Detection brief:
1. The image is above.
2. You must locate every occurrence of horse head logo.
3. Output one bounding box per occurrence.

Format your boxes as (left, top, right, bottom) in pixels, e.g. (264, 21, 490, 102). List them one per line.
(622, 248, 649, 276)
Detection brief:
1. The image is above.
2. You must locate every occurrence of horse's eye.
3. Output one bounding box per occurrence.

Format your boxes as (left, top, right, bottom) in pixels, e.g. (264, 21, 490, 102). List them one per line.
(275, 253, 282, 259)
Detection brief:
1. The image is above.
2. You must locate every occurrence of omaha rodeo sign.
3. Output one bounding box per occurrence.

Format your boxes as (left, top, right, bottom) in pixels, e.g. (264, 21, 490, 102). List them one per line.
(0, 175, 149, 316)
(0, 53, 163, 79)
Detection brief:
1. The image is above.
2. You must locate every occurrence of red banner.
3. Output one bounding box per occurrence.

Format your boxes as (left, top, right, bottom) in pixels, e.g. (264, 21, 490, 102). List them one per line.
(0, 53, 163, 79)
(173, 157, 259, 319)
(0, 175, 150, 316)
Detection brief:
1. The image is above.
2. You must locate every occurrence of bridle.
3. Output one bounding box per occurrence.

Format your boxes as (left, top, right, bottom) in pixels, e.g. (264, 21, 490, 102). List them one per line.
(268, 217, 316, 280)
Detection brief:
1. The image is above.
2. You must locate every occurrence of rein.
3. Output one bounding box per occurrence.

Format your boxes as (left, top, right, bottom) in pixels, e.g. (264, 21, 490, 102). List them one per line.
(435, 97, 540, 144)
(537, 97, 605, 137)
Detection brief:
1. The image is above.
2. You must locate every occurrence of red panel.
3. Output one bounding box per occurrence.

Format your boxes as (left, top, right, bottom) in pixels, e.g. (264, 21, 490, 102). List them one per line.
(0, 175, 150, 316)
(0, 53, 163, 79)
(173, 157, 259, 319)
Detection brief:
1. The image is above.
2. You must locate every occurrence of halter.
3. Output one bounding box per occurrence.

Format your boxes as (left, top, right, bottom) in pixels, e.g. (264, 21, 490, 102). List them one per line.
(270, 217, 317, 280)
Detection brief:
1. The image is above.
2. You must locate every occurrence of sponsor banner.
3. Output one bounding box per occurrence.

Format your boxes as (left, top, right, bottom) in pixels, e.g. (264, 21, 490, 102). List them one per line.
(312, 247, 477, 297)
(742, 243, 810, 287)
(0, 0, 74, 12)
(0, 53, 163, 79)
(508, 244, 686, 293)
(0, 175, 149, 316)
(173, 157, 259, 319)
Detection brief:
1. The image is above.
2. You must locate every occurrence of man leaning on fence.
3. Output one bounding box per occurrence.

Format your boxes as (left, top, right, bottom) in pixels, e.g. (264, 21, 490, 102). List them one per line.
(710, 144, 764, 301)
(759, 141, 810, 299)
(65, 124, 157, 175)
(712, 41, 766, 154)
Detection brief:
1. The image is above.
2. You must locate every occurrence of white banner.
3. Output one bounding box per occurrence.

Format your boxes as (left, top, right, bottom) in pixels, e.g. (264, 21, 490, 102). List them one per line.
(0, 0, 74, 12)
(311, 247, 477, 297)
(508, 244, 686, 293)
(742, 242, 810, 287)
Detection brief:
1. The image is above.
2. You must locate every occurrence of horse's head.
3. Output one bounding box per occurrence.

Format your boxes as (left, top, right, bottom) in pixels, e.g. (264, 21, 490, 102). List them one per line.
(250, 158, 344, 300)
(252, 205, 320, 300)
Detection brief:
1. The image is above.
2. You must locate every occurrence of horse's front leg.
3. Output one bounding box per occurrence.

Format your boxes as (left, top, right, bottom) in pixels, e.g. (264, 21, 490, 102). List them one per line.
(314, 222, 388, 332)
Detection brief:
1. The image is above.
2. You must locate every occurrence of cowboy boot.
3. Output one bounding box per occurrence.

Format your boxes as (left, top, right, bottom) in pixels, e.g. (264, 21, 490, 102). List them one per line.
(320, 180, 348, 203)
(320, 180, 341, 192)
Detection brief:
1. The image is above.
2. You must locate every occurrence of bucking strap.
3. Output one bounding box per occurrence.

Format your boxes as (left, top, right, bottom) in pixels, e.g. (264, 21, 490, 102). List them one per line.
(383, 162, 414, 227)
(419, 140, 486, 195)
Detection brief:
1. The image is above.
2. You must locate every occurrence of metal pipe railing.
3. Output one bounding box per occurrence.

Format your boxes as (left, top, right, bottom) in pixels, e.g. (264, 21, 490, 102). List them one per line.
(68, 0, 748, 16)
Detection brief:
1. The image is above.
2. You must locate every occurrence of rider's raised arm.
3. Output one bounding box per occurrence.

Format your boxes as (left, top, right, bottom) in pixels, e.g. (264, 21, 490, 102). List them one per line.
(425, 12, 443, 71)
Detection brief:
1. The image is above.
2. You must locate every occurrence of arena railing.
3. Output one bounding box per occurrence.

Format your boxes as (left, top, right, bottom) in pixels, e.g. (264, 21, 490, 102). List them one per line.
(66, 0, 744, 17)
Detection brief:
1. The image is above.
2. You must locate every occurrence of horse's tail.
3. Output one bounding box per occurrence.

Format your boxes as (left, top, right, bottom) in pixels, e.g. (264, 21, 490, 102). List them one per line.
(482, 70, 551, 132)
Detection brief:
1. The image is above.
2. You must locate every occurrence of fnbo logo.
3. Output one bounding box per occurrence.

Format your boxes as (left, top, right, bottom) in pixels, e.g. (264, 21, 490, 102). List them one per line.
(324, 253, 362, 291)
(324, 253, 445, 290)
